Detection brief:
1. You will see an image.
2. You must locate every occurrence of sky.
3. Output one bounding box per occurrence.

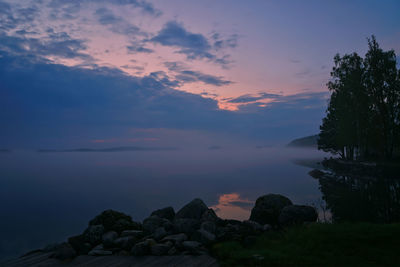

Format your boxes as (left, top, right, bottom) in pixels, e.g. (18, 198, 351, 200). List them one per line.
(0, 0, 399, 148)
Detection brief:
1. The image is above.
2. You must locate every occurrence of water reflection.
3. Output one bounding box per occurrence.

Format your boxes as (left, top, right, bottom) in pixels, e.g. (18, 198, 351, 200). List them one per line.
(314, 167, 400, 223)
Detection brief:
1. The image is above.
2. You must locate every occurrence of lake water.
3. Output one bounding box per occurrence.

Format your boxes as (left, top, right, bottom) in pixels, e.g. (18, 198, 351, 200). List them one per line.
(0, 146, 326, 260)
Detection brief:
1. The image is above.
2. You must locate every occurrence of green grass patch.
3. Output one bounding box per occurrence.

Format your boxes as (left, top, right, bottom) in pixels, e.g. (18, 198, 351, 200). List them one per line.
(211, 223, 400, 267)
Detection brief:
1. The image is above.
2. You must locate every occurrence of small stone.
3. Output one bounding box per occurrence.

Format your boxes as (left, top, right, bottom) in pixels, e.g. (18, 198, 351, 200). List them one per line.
(88, 244, 113, 256)
(167, 246, 178, 255)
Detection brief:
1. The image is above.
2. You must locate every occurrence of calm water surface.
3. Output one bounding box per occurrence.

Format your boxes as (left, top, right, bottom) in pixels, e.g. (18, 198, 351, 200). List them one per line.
(0, 146, 325, 259)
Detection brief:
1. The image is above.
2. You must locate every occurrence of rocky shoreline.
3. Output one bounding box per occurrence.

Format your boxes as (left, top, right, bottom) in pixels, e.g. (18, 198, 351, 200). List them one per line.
(30, 194, 318, 262)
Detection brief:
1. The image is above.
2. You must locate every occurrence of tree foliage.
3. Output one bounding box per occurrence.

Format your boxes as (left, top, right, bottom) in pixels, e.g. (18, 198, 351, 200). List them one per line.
(319, 36, 400, 160)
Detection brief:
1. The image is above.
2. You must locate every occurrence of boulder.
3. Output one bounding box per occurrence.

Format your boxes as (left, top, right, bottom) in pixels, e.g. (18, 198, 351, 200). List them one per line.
(175, 198, 208, 220)
(89, 209, 141, 233)
(182, 241, 202, 254)
(173, 218, 200, 235)
(113, 236, 137, 250)
(192, 229, 216, 245)
(249, 194, 293, 225)
(162, 233, 188, 244)
(52, 243, 77, 260)
(201, 209, 220, 222)
(131, 241, 149, 256)
(150, 243, 170, 256)
(153, 227, 167, 241)
(88, 244, 112, 256)
(121, 230, 144, 238)
(309, 169, 325, 179)
(68, 235, 91, 255)
(241, 220, 263, 232)
(143, 216, 170, 233)
(102, 231, 118, 248)
(83, 225, 104, 245)
(278, 205, 318, 226)
(200, 221, 216, 234)
(150, 207, 175, 221)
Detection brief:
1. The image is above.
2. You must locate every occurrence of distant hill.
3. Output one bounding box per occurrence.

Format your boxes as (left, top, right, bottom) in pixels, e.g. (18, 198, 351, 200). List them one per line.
(287, 135, 319, 148)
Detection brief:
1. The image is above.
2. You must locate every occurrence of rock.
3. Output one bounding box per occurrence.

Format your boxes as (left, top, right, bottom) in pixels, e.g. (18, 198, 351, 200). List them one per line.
(151, 207, 175, 221)
(192, 229, 216, 245)
(88, 244, 112, 256)
(150, 244, 170, 256)
(143, 216, 170, 233)
(167, 246, 178, 255)
(175, 198, 208, 220)
(102, 231, 118, 248)
(68, 235, 92, 255)
(200, 221, 216, 234)
(153, 227, 167, 241)
(52, 243, 77, 260)
(249, 194, 293, 225)
(309, 169, 325, 179)
(121, 230, 144, 238)
(89, 209, 141, 233)
(263, 224, 272, 231)
(83, 224, 105, 245)
(173, 218, 200, 235)
(242, 220, 263, 232)
(113, 236, 137, 250)
(278, 205, 318, 226)
(131, 241, 149, 256)
(162, 233, 188, 244)
(201, 209, 220, 222)
(182, 241, 203, 254)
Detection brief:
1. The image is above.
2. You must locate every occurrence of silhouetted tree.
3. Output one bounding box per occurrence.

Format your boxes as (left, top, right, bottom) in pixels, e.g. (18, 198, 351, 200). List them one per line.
(319, 36, 400, 160)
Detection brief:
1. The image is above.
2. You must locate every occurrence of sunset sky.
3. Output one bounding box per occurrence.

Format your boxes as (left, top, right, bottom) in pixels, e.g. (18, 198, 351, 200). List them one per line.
(1, 0, 399, 148)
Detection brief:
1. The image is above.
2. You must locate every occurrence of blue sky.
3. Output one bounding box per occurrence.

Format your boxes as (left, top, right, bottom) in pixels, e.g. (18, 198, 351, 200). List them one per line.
(0, 0, 399, 148)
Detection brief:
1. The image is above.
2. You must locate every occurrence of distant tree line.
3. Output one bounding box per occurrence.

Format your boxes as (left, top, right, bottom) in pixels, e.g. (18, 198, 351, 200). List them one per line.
(319, 36, 400, 160)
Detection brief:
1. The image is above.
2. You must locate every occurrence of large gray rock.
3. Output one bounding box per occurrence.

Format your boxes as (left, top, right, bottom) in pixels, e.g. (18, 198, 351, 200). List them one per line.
(121, 230, 144, 238)
(200, 221, 216, 234)
(131, 241, 149, 256)
(192, 229, 216, 245)
(249, 194, 293, 225)
(162, 233, 188, 244)
(173, 218, 200, 235)
(151, 207, 175, 221)
(83, 225, 105, 245)
(278, 205, 318, 226)
(113, 236, 137, 250)
(102, 231, 118, 248)
(89, 209, 141, 233)
(175, 198, 208, 220)
(68, 235, 91, 255)
(150, 243, 171, 256)
(88, 244, 112, 256)
(201, 209, 220, 222)
(52, 243, 77, 260)
(143, 216, 170, 233)
(153, 227, 167, 241)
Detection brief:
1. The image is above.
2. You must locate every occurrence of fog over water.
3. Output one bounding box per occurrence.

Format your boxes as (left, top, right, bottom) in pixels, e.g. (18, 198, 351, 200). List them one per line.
(0, 146, 326, 260)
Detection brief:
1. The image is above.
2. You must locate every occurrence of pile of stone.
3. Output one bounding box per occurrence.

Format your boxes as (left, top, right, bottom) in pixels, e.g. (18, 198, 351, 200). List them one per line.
(44, 194, 317, 260)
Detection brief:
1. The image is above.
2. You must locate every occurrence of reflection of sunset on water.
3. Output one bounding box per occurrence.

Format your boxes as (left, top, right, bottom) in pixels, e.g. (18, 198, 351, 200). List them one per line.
(210, 193, 254, 221)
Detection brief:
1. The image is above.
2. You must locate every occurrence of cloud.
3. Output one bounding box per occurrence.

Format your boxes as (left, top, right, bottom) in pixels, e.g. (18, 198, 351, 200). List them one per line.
(126, 42, 154, 54)
(94, 7, 142, 36)
(0, 30, 93, 62)
(47, 0, 161, 18)
(164, 61, 232, 86)
(151, 21, 234, 67)
(227, 92, 281, 103)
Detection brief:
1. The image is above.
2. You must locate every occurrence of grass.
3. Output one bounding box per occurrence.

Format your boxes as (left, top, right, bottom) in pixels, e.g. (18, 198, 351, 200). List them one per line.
(211, 223, 400, 267)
